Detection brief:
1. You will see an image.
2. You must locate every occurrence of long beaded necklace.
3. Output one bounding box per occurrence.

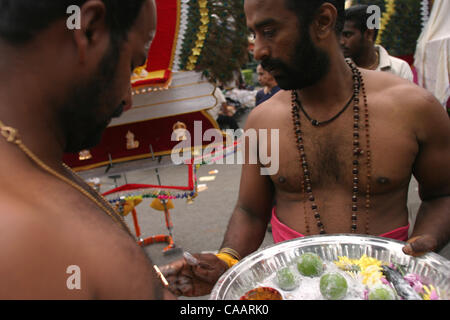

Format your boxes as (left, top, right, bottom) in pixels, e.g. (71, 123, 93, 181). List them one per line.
(0, 121, 133, 236)
(291, 59, 372, 234)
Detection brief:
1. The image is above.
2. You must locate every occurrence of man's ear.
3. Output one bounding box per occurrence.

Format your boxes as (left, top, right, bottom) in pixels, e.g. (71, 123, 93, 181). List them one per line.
(72, 0, 107, 64)
(312, 3, 338, 41)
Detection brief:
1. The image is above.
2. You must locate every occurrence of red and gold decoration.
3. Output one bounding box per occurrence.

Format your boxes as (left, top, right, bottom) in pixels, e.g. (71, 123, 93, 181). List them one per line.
(63, 0, 248, 171)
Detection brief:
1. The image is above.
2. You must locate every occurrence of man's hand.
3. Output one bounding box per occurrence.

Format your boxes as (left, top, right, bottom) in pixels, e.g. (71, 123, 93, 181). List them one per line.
(159, 253, 228, 297)
(402, 235, 438, 257)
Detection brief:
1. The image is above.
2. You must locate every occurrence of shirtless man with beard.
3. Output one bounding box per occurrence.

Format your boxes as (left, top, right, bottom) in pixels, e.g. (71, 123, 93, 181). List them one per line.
(161, 0, 449, 297)
(0, 0, 173, 299)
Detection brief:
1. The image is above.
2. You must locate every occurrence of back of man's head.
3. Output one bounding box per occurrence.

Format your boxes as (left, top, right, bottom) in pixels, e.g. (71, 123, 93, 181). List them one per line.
(284, 0, 346, 35)
(345, 4, 379, 41)
(0, 0, 145, 46)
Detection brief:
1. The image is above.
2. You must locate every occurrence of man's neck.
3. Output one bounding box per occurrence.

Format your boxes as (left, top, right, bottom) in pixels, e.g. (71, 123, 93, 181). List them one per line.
(354, 46, 378, 70)
(297, 54, 354, 115)
(0, 75, 67, 171)
(264, 83, 276, 94)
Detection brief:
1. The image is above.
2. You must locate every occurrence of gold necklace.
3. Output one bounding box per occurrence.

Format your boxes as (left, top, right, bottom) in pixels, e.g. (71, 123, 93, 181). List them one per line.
(0, 120, 133, 236)
(367, 50, 379, 70)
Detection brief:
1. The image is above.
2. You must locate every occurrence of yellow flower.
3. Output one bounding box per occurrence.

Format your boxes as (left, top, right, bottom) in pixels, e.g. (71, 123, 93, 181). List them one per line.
(335, 255, 385, 286)
(361, 265, 383, 286)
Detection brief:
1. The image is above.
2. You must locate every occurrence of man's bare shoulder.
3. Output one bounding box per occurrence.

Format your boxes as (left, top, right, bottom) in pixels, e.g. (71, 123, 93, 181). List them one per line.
(363, 69, 446, 122)
(364, 69, 435, 108)
(246, 89, 290, 130)
(0, 192, 87, 298)
(0, 178, 160, 299)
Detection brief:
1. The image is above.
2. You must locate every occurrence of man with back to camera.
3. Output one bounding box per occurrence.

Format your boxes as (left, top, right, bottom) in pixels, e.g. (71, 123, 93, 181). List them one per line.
(341, 4, 414, 81)
(0, 0, 175, 299)
(161, 0, 449, 297)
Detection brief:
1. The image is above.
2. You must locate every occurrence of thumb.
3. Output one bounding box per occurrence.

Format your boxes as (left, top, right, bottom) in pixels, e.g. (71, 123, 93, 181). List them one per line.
(403, 235, 437, 257)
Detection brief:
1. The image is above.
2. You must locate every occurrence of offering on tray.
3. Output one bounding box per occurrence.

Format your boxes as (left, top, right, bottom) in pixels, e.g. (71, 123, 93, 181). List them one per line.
(210, 235, 450, 300)
(368, 284, 396, 300)
(276, 267, 300, 291)
(319, 272, 348, 300)
(240, 287, 283, 300)
(240, 254, 445, 300)
(297, 252, 324, 277)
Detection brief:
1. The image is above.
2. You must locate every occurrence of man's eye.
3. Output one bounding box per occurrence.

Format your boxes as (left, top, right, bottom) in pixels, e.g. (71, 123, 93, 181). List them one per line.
(262, 28, 276, 38)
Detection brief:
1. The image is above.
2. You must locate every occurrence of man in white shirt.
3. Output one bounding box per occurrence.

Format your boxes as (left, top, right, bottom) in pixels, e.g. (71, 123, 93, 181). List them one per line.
(341, 4, 414, 81)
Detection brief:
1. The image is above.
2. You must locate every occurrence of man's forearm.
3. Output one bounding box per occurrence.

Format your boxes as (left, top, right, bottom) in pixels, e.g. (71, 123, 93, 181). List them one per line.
(411, 196, 450, 252)
(220, 205, 270, 259)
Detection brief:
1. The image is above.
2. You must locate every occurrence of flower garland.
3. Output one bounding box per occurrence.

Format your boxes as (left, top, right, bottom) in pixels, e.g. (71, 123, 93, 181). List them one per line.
(419, 0, 430, 31)
(176, 0, 248, 84)
(335, 255, 442, 300)
(186, 0, 209, 71)
(376, 0, 396, 45)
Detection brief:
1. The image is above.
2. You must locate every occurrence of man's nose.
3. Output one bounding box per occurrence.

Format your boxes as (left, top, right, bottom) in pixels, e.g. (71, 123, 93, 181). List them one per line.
(253, 38, 270, 62)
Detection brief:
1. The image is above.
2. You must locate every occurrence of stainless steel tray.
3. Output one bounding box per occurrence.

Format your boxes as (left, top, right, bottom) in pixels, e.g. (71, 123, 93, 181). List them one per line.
(210, 234, 450, 300)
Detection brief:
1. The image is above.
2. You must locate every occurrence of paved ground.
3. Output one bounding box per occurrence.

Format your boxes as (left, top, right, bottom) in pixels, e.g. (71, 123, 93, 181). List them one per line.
(79, 111, 449, 299)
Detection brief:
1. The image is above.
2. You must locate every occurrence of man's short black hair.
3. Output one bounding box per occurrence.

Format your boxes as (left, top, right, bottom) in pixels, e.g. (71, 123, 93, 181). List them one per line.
(0, 0, 146, 45)
(284, 0, 346, 35)
(345, 4, 379, 41)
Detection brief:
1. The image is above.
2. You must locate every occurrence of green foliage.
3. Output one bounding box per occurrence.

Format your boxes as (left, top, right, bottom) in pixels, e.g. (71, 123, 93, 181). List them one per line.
(355, 0, 422, 56)
(179, 0, 249, 84)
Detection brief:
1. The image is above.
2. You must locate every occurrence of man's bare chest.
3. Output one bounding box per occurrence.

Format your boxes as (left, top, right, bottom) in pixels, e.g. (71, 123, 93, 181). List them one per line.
(264, 111, 418, 196)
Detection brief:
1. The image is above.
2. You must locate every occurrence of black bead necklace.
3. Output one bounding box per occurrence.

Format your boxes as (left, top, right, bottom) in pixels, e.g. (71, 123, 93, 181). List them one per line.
(291, 59, 372, 234)
(299, 90, 355, 127)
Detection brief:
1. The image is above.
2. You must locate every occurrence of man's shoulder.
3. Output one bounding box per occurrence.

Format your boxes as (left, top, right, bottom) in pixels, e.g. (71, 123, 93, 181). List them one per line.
(364, 69, 441, 117)
(247, 89, 289, 129)
(0, 185, 156, 299)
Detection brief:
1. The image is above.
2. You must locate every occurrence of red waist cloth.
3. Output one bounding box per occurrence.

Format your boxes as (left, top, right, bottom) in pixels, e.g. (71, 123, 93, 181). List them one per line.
(271, 208, 409, 243)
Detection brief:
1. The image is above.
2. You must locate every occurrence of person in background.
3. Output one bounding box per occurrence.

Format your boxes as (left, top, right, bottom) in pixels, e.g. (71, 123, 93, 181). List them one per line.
(341, 4, 414, 81)
(255, 64, 281, 106)
(211, 88, 239, 130)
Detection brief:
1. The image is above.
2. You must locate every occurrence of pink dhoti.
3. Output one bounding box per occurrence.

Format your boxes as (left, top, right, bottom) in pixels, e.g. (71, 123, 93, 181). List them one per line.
(271, 208, 409, 243)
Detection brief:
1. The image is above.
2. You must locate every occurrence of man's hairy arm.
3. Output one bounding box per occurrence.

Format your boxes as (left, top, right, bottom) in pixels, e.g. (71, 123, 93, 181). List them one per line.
(404, 88, 450, 255)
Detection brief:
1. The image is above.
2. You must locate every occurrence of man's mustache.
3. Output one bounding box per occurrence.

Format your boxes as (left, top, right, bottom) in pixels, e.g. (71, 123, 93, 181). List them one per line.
(261, 59, 288, 73)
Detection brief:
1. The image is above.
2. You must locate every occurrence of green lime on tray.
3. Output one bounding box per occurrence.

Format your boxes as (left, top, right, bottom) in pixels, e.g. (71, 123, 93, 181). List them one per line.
(368, 284, 396, 300)
(320, 273, 348, 300)
(276, 267, 299, 291)
(297, 252, 324, 277)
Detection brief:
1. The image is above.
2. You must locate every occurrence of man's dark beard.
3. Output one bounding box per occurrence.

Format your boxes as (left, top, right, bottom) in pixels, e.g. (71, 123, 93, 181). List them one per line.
(261, 27, 330, 90)
(60, 40, 122, 153)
